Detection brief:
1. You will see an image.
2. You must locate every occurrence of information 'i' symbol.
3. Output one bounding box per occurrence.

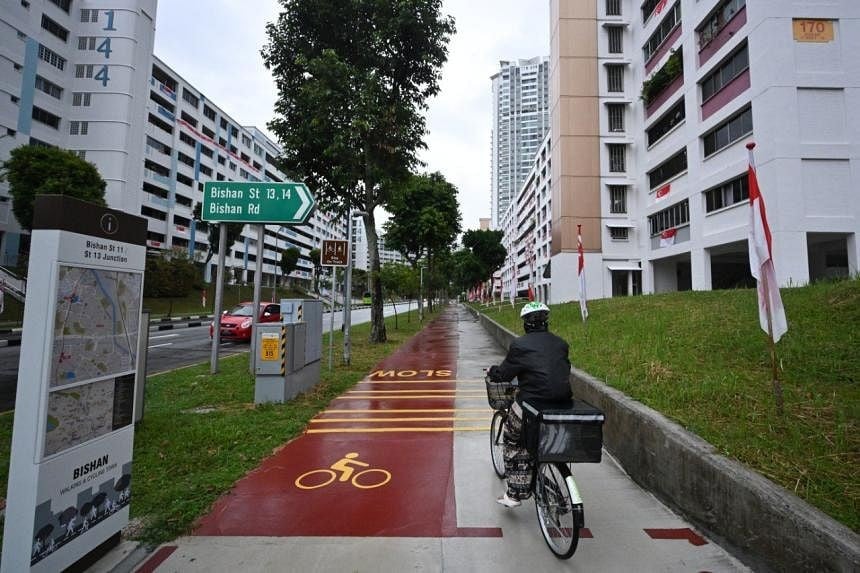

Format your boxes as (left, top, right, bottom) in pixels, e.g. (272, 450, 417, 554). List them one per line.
(100, 214, 118, 235)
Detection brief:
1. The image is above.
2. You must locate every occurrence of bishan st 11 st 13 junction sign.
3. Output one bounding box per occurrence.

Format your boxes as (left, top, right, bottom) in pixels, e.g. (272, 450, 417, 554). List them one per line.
(202, 181, 315, 224)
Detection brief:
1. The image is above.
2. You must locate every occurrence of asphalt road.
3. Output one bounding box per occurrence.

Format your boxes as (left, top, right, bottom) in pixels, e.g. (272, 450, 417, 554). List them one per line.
(0, 301, 416, 412)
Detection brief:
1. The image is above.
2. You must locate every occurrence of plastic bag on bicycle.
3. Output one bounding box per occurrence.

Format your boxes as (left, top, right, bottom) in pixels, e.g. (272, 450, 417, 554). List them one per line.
(522, 400, 605, 463)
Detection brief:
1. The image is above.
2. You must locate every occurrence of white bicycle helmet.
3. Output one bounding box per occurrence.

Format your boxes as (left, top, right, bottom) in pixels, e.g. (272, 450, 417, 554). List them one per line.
(520, 301, 549, 318)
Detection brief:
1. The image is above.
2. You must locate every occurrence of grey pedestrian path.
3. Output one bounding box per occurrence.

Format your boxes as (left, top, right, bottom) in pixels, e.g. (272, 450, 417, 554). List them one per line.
(100, 306, 749, 572)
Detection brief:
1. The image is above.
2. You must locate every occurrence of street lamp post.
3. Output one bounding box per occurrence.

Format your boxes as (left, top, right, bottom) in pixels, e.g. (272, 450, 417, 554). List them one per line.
(343, 210, 367, 365)
(419, 266, 427, 322)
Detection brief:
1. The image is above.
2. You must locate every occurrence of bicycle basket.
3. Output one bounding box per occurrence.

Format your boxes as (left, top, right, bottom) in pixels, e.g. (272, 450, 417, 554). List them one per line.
(485, 377, 515, 410)
(522, 400, 605, 463)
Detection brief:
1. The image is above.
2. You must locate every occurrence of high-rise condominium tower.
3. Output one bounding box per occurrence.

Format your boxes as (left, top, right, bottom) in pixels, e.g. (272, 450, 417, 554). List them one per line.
(490, 56, 550, 228)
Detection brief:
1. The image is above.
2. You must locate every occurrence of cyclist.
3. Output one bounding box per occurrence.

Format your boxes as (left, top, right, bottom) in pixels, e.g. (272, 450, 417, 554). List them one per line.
(488, 301, 572, 508)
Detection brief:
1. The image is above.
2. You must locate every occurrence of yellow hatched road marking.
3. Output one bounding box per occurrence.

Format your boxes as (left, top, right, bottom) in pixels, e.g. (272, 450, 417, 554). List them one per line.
(323, 408, 491, 413)
(348, 389, 477, 394)
(311, 416, 489, 423)
(334, 395, 485, 400)
(306, 427, 489, 434)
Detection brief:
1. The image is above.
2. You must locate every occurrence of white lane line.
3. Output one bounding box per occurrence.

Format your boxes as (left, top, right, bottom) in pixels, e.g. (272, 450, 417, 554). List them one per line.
(150, 333, 180, 340)
(148, 343, 173, 349)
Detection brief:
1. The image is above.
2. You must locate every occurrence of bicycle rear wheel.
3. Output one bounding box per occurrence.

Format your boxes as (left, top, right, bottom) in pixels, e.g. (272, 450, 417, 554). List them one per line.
(490, 410, 506, 478)
(534, 462, 582, 559)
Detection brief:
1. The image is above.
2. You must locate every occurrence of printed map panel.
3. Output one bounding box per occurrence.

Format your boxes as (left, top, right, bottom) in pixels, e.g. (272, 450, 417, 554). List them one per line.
(51, 267, 142, 388)
(45, 379, 114, 456)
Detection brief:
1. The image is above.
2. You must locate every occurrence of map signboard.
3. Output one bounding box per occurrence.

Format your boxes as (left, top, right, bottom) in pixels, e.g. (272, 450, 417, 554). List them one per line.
(2, 197, 146, 573)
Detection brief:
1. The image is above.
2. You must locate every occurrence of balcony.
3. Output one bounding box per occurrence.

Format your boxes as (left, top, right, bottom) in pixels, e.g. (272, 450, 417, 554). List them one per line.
(150, 77, 177, 101)
(643, 49, 684, 118)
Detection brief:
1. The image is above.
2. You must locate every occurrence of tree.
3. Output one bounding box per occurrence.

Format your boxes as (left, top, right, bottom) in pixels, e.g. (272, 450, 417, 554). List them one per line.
(193, 202, 244, 271)
(309, 247, 322, 294)
(143, 248, 198, 298)
(262, 0, 455, 344)
(279, 246, 301, 286)
(384, 172, 461, 314)
(0, 145, 106, 231)
(379, 262, 418, 328)
(460, 229, 506, 290)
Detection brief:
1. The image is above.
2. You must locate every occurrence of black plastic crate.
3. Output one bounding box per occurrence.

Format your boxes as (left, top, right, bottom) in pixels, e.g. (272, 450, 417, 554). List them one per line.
(522, 400, 605, 463)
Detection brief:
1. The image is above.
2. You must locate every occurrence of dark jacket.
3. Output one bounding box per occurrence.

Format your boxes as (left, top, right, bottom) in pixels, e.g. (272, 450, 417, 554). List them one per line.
(495, 330, 572, 409)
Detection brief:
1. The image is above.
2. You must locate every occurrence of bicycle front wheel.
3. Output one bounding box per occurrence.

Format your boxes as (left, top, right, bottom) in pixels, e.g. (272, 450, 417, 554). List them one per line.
(490, 410, 506, 478)
(534, 462, 581, 559)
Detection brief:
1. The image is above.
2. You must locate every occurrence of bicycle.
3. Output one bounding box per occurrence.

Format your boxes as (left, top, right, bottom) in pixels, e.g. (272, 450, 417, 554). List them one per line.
(485, 371, 586, 560)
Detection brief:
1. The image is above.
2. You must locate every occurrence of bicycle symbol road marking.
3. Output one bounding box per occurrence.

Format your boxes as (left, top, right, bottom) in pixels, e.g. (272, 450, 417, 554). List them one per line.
(294, 452, 392, 490)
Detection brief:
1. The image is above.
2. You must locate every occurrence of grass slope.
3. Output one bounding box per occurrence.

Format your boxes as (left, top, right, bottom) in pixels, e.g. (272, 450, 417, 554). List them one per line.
(480, 279, 859, 531)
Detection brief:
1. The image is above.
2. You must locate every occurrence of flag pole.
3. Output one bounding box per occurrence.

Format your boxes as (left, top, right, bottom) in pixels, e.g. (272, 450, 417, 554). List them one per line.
(760, 267, 784, 416)
(748, 142, 784, 416)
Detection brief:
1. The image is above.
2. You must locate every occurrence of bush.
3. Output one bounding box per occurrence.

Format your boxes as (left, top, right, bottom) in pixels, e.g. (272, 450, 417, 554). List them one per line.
(641, 49, 683, 105)
(144, 249, 197, 297)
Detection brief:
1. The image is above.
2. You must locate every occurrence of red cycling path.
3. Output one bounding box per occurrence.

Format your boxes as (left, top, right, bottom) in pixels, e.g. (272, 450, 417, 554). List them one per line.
(192, 308, 501, 538)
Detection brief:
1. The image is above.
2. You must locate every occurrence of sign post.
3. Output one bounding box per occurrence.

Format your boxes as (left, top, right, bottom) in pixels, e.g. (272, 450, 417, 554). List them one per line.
(321, 240, 348, 371)
(2, 196, 146, 572)
(201, 182, 315, 374)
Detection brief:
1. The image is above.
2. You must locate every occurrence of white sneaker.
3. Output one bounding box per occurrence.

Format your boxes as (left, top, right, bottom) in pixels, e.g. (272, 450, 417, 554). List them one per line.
(496, 493, 521, 508)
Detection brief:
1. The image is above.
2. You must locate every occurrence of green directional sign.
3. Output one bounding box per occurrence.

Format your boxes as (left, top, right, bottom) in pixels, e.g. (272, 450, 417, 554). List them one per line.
(202, 181, 315, 224)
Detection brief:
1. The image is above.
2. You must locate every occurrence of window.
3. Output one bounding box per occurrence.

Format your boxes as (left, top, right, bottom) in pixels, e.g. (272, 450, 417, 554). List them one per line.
(21, 0, 30, 7)
(182, 88, 199, 108)
(10, 95, 20, 104)
(610, 227, 629, 240)
(141, 206, 167, 221)
(607, 65, 624, 92)
(80, 8, 99, 22)
(177, 152, 195, 168)
(641, 0, 670, 22)
(38, 44, 66, 70)
(75, 64, 94, 78)
(179, 131, 195, 147)
(69, 121, 88, 135)
(32, 106, 60, 129)
(608, 26, 623, 54)
(200, 144, 214, 158)
(217, 155, 226, 165)
(648, 147, 687, 189)
(78, 36, 96, 50)
(75, 150, 86, 159)
(229, 161, 236, 171)
(29, 137, 56, 148)
(607, 104, 625, 132)
(701, 43, 748, 102)
(203, 105, 216, 121)
(180, 111, 197, 127)
(200, 164, 212, 177)
(609, 185, 627, 213)
(704, 174, 748, 212)
(606, 0, 621, 16)
(254, 143, 263, 156)
(647, 98, 685, 146)
(148, 113, 173, 135)
(35, 75, 63, 99)
(649, 199, 689, 235)
(608, 144, 626, 172)
(202, 125, 215, 138)
(72, 92, 92, 106)
(241, 134, 251, 147)
(642, 3, 682, 62)
(230, 126, 238, 138)
(220, 118, 228, 129)
(48, 0, 71, 12)
(41, 15, 68, 42)
(176, 173, 193, 187)
(703, 105, 752, 157)
(698, 0, 746, 48)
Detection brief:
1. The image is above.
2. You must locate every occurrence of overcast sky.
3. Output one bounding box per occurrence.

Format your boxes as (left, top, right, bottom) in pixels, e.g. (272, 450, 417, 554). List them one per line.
(153, 0, 550, 231)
